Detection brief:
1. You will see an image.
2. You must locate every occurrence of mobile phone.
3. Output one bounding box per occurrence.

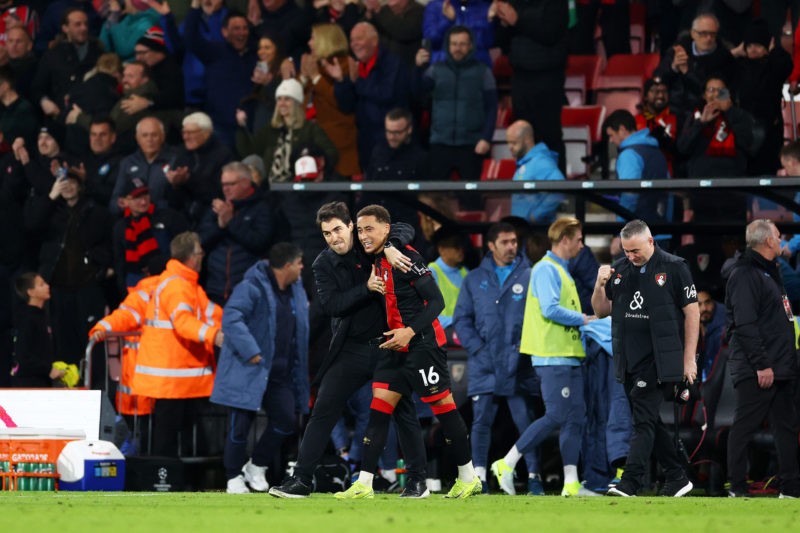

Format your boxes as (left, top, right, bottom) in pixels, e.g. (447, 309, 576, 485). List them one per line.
(421, 38, 432, 52)
(256, 61, 269, 74)
(56, 167, 68, 181)
(717, 88, 730, 101)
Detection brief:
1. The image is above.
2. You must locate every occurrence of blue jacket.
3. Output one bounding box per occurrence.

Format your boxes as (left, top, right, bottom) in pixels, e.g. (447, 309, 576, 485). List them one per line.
(422, 0, 493, 67)
(616, 128, 672, 223)
(334, 47, 411, 169)
(184, 7, 258, 149)
(453, 253, 536, 396)
(701, 299, 726, 380)
(197, 191, 274, 302)
(510, 142, 565, 224)
(211, 261, 310, 412)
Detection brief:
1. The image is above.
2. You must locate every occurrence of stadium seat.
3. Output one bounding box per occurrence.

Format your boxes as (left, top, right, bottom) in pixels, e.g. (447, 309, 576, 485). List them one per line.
(566, 55, 602, 106)
(601, 53, 660, 81)
(484, 196, 511, 221)
(561, 105, 606, 179)
(782, 99, 800, 142)
(595, 87, 642, 116)
(629, 2, 646, 53)
(593, 54, 656, 117)
(480, 158, 517, 181)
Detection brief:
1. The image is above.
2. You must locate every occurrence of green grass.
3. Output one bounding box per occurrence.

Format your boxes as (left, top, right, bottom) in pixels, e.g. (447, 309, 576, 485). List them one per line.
(1, 493, 798, 532)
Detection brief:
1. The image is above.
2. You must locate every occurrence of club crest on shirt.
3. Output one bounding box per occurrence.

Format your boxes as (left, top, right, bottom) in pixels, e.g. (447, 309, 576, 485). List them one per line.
(655, 273, 666, 287)
(614, 273, 622, 285)
(512, 283, 524, 294)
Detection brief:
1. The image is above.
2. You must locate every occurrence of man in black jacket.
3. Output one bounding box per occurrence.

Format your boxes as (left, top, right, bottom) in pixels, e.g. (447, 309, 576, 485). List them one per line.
(592, 219, 699, 498)
(724, 219, 800, 499)
(269, 201, 429, 499)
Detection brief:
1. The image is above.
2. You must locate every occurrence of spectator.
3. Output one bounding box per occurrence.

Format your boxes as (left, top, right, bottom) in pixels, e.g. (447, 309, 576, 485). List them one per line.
(327, 21, 411, 170)
(10, 272, 63, 388)
(778, 142, 800, 258)
(12, 127, 63, 197)
(635, 76, 679, 175)
(160, 0, 228, 108)
(100, 0, 160, 62)
(422, 0, 493, 67)
(415, 26, 496, 181)
(299, 22, 360, 178)
(0, 2, 39, 48)
(725, 219, 800, 499)
(4, 26, 37, 99)
(109, 117, 187, 214)
(508, 120, 565, 225)
(132, 231, 224, 457)
(494, 0, 568, 170)
(31, 7, 102, 123)
(604, 110, 672, 227)
(0, 65, 37, 149)
(24, 168, 112, 365)
(240, 33, 284, 134)
(236, 78, 337, 183)
(654, 13, 737, 126)
(491, 218, 596, 497)
(211, 242, 309, 494)
(732, 18, 793, 176)
(36, 0, 100, 54)
(70, 61, 156, 155)
(131, 26, 185, 122)
(453, 222, 542, 494)
(185, 7, 257, 150)
(310, 0, 361, 37)
(365, 0, 424, 67)
(697, 288, 725, 382)
(176, 112, 234, 224)
(197, 161, 274, 304)
(428, 226, 467, 333)
(62, 53, 122, 158)
(67, 117, 123, 208)
(112, 177, 188, 294)
(248, 0, 311, 61)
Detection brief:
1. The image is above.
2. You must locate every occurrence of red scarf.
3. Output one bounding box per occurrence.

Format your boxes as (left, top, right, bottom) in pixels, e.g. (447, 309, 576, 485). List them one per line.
(698, 111, 736, 158)
(124, 204, 159, 270)
(358, 52, 377, 79)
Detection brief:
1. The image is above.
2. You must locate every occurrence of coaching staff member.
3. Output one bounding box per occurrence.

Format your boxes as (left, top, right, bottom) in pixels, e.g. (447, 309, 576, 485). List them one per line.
(269, 201, 429, 498)
(725, 219, 800, 498)
(592, 220, 699, 497)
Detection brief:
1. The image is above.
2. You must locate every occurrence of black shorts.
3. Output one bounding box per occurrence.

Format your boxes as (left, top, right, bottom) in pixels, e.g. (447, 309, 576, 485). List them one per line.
(373, 344, 451, 403)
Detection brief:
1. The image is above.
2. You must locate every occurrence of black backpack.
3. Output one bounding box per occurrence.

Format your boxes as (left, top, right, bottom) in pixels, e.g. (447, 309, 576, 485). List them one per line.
(313, 455, 351, 493)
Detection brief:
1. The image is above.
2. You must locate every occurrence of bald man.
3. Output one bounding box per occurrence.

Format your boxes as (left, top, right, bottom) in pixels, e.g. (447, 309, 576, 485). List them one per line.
(324, 21, 412, 170)
(508, 120, 566, 226)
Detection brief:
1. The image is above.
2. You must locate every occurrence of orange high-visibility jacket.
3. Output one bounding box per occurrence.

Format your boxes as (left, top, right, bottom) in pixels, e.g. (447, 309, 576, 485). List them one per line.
(132, 259, 222, 399)
(89, 276, 160, 415)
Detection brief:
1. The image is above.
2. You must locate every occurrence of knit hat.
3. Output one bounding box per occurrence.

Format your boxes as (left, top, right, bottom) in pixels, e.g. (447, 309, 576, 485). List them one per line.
(136, 26, 168, 54)
(743, 18, 770, 49)
(643, 76, 668, 95)
(294, 155, 319, 181)
(275, 79, 304, 104)
(242, 154, 266, 181)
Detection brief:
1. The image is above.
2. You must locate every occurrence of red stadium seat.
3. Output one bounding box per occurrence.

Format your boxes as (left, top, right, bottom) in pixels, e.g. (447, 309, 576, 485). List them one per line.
(480, 159, 517, 181)
(629, 2, 646, 53)
(601, 53, 660, 82)
(561, 106, 607, 179)
(566, 55, 602, 106)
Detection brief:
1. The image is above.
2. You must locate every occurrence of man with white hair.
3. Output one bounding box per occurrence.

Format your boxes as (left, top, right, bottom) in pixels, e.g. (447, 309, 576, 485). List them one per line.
(176, 111, 234, 224)
(592, 219, 699, 498)
(109, 116, 186, 214)
(724, 219, 800, 499)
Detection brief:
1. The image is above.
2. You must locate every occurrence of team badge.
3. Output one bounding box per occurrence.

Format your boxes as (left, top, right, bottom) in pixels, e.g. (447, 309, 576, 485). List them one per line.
(614, 273, 621, 285)
(636, 380, 647, 388)
(655, 273, 666, 287)
(512, 283, 524, 294)
(561, 387, 570, 399)
(696, 253, 710, 272)
(99, 163, 110, 176)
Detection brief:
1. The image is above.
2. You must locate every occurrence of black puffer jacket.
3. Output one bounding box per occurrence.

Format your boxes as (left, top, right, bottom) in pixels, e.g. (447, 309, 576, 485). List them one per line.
(494, 0, 568, 73)
(725, 248, 798, 385)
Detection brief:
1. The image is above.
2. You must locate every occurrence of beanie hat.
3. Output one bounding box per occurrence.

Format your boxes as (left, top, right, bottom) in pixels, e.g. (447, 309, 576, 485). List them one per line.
(643, 76, 668, 95)
(275, 78, 304, 104)
(136, 26, 168, 54)
(743, 18, 770, 49)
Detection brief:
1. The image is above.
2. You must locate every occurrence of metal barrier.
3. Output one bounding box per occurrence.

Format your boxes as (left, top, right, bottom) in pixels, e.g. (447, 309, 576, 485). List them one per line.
(82, 331, 140, 390)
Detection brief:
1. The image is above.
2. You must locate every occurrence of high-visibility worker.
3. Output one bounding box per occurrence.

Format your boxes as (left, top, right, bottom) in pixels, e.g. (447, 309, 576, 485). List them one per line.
(132, 231, 224, 457)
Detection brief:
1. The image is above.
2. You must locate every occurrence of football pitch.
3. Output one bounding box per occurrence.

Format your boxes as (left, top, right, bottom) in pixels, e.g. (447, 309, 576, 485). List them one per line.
(1, 493, 797, 532)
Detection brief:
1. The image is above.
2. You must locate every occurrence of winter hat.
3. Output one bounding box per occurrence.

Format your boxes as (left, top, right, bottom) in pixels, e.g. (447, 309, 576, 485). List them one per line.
(294, 155, 319, 181)
(275, 78, 304, 104)
(122, 177, 149, 198)
(743, 18, 771, 49)
(136, 26, 168, 54)
(643, 76, 668, 95)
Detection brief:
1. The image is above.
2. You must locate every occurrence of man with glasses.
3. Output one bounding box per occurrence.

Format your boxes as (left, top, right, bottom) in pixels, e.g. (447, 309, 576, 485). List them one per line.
(655, 13, 736, 124)
(197, 161, 274, 305)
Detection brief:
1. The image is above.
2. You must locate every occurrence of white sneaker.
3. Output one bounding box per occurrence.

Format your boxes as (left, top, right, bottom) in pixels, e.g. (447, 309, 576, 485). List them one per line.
(227, 475, 251, 494)
(242, 459, 269, 492)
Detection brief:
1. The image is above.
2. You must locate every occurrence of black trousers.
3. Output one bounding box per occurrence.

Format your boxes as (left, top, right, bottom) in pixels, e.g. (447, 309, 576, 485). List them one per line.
(293, 341, 426, 483)
(511, 71, 566, 173)
(428, 144, 484, 182)
(727, 378, 800, 492)
(621, 363, 685, 491)
(151, 398, 203, 458)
